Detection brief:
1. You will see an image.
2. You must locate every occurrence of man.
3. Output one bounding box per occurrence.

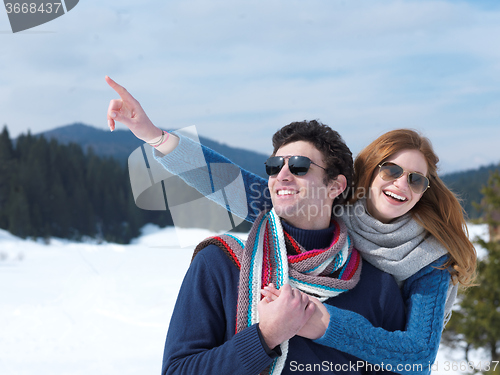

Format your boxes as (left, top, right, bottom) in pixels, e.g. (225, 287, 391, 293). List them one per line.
(160, 121, 406, 375)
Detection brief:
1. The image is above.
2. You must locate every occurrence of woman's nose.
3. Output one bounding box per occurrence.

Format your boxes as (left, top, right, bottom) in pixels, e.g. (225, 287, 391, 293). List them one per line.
(393, 173, 410, 192)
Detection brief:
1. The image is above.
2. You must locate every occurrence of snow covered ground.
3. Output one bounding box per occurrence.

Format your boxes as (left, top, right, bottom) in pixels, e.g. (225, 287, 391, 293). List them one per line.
(0, 223, 490, 375)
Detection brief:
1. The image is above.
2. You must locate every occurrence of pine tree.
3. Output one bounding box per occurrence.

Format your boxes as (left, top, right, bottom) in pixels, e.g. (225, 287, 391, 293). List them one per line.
(0, 125, 15, 229)
(6, 185, 32, 238)
(444, 169, 500, 371)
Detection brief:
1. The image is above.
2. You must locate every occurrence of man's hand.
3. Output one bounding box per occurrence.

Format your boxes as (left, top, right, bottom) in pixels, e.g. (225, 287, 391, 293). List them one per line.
(261, 283, 330, 340)
(105, 76, 161, 142)
(257, 283, 315, 349)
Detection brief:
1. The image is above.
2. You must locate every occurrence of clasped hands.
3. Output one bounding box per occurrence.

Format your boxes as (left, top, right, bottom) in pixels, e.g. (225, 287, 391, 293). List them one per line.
(257, 283, 329, 349)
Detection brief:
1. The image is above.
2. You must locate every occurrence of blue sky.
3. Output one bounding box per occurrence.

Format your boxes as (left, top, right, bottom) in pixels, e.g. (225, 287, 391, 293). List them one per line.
(1, 0, 499, 173)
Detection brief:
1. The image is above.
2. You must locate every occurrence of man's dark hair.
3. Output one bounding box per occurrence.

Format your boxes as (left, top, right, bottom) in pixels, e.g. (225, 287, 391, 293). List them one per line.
(271, 120, 353, 204)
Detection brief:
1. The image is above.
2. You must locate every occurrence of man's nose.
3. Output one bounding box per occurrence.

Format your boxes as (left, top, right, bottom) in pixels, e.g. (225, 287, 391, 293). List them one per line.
(276, 160, 293, 181)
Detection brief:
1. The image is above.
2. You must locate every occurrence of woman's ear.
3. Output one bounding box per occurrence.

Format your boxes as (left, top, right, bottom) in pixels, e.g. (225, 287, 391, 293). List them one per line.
(328, 175, 347, 199)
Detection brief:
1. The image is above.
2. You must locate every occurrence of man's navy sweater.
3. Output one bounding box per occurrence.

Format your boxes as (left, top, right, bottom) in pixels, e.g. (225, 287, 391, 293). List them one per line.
(162, 222, 406, 375)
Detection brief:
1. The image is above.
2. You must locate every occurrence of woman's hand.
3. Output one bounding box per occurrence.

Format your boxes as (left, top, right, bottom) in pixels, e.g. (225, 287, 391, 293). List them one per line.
(105, 76, 162, 142)
(261, 283, 329, 340)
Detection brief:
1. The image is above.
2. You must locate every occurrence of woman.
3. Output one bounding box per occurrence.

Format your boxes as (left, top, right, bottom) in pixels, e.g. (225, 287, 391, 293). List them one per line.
(261, 130, 477, 373)
(106, 77, 477, 374)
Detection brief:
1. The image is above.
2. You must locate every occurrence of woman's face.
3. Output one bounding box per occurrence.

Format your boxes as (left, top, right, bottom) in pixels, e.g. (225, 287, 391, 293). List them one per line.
(366, 149, 428, 224)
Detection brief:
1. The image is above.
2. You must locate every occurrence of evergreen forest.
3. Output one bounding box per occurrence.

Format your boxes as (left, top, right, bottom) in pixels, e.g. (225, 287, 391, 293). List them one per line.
(0, 126, 173, 243)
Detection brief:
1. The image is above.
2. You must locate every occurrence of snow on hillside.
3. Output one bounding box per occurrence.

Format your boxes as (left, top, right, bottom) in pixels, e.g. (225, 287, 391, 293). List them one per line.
(0, 224, 490, 375)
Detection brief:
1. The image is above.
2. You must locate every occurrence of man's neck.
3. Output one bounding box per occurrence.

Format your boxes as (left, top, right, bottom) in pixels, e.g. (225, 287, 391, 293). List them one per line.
(281, 220, 336, 251)
(280, 213, 332, 231)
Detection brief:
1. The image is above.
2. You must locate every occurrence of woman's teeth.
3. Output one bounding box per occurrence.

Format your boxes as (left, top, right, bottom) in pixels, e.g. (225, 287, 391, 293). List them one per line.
(384, 191, 406, 201)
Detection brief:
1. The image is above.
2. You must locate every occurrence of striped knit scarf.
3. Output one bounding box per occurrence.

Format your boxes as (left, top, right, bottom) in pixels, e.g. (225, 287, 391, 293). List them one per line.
(193, 209, 362, 375)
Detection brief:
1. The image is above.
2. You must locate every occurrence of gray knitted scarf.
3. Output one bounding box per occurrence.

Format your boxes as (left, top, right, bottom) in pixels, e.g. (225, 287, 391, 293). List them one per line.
(337, 198, 457, 325)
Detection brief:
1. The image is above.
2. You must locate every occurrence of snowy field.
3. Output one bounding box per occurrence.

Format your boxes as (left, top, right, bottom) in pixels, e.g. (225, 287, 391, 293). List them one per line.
(0, 223, 489, 375)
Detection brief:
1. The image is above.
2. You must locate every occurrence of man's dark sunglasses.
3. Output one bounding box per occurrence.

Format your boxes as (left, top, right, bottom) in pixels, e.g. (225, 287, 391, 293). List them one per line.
(265, 155, 326, 176)
(378, 162, 430, 194)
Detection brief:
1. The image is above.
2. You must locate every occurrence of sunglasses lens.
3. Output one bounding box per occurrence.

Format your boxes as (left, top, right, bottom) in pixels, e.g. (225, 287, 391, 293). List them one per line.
(265, 157, 284, 175)
(265, 156, 313, 176)
(288, 156, 311, 176)
(379, 163, 403, 181)
(380, 162, 429, 194)
(408, 173, 429, 194)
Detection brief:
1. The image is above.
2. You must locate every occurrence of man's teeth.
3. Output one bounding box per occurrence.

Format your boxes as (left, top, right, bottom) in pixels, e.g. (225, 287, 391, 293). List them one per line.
(384, 191, 406, 201)
(277, 190, 297, 196)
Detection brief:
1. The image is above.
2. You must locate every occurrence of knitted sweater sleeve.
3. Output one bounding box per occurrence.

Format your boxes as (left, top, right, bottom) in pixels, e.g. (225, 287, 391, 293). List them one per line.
(162, 245, 274, 375)
(314, 257, 450, 375)
(152, 132, 270, 223)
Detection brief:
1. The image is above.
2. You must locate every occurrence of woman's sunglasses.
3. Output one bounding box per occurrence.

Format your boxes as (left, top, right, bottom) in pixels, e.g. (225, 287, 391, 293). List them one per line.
(378, 162, 430, 194)
(265, 155, 326, 176)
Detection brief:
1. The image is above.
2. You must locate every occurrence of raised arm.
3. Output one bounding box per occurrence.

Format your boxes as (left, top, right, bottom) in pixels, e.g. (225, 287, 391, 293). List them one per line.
(152, 133, 270, 222)
(106, 76, 271, 223)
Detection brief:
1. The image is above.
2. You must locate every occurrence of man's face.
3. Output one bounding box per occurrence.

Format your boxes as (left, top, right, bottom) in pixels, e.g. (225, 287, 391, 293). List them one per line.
(268, 140, 338, 230)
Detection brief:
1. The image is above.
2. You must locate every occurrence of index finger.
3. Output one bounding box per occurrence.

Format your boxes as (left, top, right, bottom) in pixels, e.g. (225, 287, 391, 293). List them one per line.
(105, 75, 135, 102)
